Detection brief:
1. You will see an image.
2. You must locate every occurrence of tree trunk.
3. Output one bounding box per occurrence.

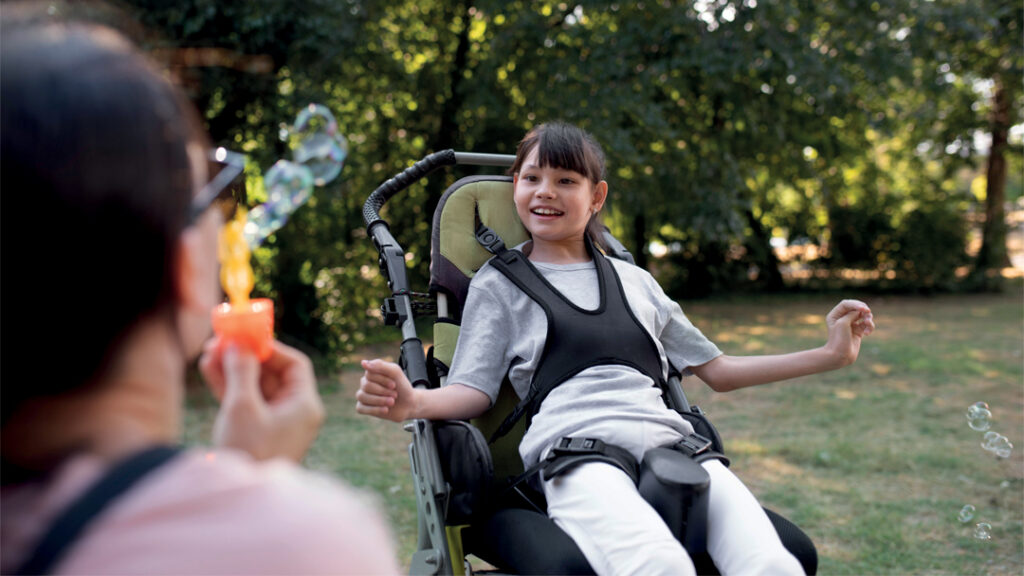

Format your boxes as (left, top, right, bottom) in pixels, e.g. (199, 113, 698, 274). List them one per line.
(745, 209, 785, 291)
(425, 0, 471, 222)
(974, 77, 1012, 275)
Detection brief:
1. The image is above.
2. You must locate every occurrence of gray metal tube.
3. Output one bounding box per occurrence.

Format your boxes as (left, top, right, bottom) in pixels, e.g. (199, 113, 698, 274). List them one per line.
(453, 152, 515, 167)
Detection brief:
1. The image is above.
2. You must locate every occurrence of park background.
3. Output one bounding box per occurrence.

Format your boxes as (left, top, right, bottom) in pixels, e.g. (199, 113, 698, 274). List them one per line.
(51, 0, 1024, 573)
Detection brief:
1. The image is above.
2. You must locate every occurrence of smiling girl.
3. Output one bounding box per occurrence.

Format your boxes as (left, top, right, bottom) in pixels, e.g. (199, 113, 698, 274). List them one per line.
(357, 121, 874, 575)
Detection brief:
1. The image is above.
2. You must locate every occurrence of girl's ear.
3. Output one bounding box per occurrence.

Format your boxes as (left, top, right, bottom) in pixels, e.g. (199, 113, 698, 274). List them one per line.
(592, 180, 608, 213)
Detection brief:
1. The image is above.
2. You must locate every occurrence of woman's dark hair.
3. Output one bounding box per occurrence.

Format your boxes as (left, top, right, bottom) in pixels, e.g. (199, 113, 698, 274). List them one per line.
(509, 121, 609, 247)
(0, 19, 209, 423)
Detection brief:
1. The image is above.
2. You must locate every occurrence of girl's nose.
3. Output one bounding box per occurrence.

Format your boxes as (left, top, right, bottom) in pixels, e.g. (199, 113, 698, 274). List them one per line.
(535, 180, 554, 198)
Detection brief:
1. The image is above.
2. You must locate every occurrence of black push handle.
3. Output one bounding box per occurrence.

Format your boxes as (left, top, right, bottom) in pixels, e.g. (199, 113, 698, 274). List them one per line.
(363, 150, 457, 230)
(362, 150, 515, 230)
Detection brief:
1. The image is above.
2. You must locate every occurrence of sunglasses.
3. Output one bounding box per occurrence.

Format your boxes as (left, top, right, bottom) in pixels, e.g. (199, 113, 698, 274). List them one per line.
(188, 147, 247, 224)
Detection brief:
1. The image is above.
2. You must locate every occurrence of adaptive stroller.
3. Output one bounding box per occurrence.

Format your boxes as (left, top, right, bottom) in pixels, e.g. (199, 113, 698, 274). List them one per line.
(363, 150, 818, 575)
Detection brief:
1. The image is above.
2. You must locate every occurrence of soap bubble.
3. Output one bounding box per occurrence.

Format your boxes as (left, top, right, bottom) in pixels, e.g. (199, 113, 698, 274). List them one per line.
(981, 431, 1013, 459)
(289, 103, 348, 186)
(243, 160, 314, 247)
(973, 522, 992, 540)
(966, 401, 992, 431)
(240, 103, 347, 247)
(958, 505, 975, 523)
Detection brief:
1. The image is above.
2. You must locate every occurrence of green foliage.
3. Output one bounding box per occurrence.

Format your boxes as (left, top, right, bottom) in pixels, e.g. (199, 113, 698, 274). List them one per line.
(891, 203, 971, 291)
(110, 0, 1022, 357)
(827, 202, 899, 270)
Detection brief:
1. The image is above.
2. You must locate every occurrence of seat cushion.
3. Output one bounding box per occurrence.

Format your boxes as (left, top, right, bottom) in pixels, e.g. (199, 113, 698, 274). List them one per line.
(461, 505, 816, 576)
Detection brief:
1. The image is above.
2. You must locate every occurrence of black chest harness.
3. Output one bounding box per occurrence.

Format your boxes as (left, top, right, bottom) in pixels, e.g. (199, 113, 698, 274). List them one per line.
(474, 225, 726, 487)
(485, 233, 665, 444)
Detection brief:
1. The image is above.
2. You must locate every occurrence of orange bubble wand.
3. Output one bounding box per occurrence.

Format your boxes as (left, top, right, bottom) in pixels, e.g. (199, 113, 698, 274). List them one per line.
(211, 211, 274, 361)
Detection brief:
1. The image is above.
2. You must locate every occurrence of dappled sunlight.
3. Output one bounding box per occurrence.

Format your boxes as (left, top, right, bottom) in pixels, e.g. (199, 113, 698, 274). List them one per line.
(798, 314, 825, 325)
(882, 379, 914, 392)
(728, 438, 768, 456)
(968, 349, 1000, 362)
(740, 454, 847, 494)
(834, 389, 858, 400)
(869, 363, 893, 377)
(742, 339, 766, 352)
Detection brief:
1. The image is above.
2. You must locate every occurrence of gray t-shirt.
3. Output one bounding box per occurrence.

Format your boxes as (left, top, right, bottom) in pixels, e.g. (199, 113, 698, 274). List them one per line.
(447, 247, 723, 467)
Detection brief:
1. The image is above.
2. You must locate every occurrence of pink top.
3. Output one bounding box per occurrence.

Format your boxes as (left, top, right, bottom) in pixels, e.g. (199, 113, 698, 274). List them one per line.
(1, 449, 402, 575)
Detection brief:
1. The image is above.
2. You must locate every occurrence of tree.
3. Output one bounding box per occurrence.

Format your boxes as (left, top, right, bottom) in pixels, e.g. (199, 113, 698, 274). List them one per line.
(904, 0, 1023, 288)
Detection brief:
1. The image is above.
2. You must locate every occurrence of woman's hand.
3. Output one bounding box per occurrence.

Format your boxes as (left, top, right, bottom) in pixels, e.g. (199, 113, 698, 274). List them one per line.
(199, 339, 325, 462)
(824, 299, 875, 367)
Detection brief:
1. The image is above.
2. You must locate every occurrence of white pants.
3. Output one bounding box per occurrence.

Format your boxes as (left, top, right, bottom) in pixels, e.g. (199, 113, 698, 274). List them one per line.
(542, 421, 804, 576)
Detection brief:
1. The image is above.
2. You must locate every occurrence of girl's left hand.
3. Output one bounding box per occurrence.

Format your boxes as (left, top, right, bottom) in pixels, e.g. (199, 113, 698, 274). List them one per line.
(824, 299, 875, 367)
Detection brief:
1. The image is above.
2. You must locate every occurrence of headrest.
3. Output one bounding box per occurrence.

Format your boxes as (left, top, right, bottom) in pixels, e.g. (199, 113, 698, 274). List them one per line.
(430, 175, 530, 318)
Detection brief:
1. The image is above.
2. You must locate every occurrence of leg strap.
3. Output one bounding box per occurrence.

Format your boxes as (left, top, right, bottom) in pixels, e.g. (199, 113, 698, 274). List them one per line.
(541, 437, 639, 484)
(669, 431, 730, 467)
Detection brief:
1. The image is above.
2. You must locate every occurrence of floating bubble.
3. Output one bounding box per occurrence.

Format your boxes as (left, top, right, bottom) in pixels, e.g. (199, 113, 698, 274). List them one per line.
(981, 431, 1013, 459)
(958, 505, 975, 523)
(243, 159, 314, 248)
(289, 103, 348, 186)
(966, 401, 992, 431)
(973, 522, 992, 540)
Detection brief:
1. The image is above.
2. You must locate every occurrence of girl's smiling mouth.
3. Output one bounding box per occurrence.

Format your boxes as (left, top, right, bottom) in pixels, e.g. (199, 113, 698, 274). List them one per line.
(531, 207, 564, 216)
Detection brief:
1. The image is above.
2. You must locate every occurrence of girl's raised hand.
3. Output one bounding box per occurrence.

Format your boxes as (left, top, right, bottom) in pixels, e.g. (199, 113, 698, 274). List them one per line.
(824, 299, 875, 367)
(356, 359, 418, 422)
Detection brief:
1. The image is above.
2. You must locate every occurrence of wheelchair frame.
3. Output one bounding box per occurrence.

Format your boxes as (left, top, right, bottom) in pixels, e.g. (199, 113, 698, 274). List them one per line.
(362, 151, 814, 575)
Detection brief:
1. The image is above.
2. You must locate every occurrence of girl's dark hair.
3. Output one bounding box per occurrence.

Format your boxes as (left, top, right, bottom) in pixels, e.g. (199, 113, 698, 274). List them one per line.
(509, 121, 609, 247)
(1, 20, 208, 423)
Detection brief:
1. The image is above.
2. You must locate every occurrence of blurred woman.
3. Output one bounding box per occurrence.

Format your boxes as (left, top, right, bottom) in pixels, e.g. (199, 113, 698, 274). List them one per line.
(1, 13, 400, 575)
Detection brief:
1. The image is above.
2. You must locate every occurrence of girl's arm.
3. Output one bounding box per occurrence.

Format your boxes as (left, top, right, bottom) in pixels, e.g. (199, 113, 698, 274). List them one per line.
(356, 358, 492, 421)
(691, 299, 874, 392)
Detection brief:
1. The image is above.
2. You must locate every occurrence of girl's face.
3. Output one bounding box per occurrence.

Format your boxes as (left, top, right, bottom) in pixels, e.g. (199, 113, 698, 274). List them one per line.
(513, 147, 607, 249)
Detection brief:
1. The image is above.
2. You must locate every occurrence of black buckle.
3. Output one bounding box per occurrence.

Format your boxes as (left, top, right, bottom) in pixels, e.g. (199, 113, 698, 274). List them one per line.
(475, 222, 506, 255)
(551, 437, 605, 457)
(674, 432, 713, 457)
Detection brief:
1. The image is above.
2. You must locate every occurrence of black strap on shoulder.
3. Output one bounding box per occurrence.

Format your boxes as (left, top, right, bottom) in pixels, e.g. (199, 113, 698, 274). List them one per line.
(15, 445, 182, 575)
(485, 236, 665, 443)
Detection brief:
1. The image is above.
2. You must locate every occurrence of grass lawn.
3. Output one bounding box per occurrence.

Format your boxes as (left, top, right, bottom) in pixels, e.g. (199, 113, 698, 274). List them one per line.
(185, 281, 1024, 574)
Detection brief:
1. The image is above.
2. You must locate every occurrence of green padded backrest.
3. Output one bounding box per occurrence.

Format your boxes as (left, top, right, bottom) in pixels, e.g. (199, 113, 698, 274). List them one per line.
(429, 175, 531, 481)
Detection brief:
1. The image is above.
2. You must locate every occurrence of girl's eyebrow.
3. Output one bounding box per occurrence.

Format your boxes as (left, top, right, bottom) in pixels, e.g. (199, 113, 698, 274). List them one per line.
(526, 163, 576, 173)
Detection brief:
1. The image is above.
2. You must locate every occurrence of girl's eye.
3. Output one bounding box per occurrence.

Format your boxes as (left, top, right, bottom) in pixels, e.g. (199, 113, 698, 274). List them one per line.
(560, 178, 576, 185)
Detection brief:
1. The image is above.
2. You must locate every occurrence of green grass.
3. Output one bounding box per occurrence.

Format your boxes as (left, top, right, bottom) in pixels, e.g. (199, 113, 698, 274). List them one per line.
(185, 281, 1024, 574)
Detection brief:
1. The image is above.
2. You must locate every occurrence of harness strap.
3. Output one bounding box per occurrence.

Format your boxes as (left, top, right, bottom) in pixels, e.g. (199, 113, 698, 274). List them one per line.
(542, 437, 639, 484)
(501, 436, 639, 510)
(669, 431, 730, 467)
(481, 235, 665, 444)
(504, 432, 724, 504)
(15, 445, 181, 575)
